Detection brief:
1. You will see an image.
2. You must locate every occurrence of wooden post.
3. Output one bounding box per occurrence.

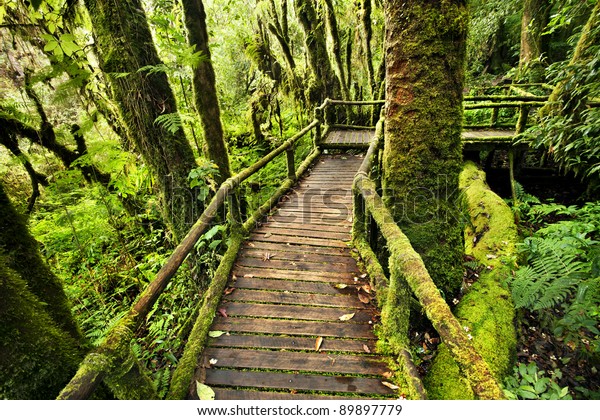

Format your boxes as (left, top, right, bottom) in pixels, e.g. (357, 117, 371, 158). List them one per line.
(515, 104, 530, 134)
(314, 107, 323, 148)
(509, 148, 518, 208)
(286, 145, 296, 181)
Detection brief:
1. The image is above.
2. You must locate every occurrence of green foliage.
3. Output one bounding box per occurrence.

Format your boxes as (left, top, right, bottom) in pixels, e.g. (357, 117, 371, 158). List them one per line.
(503, 363, 571, 400)
(509, 198, 600, 357)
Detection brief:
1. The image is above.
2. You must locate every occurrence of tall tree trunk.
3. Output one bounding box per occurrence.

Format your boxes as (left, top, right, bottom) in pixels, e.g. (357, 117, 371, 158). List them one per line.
(541, 0, 600, 118)
(518, 0, 551, 82)
(0, 183, 82, 399)
(357, 0, 376, 98)
(382, 0, 467, 299)
(294, 0, 337, 105)
(83, 0, 199, 241)
(181, 0, 232, 186)
(323, 0, 350, 100)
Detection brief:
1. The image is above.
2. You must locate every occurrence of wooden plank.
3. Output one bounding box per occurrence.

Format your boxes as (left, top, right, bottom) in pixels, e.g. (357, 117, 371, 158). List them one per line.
(248, 233, 348, 248)
(238, 249, 356, 265)
(254, 222, 351, 235)
(235, 257, 355, 272)
(281, 199, 353, 209)
(241, 240, 351, 256)
(276, 206, 350, 215)
(212, 317, 376, 339)
(209, 333, 377, 353)
(213, 388, 367, 400)
(220, 303, 376, 322)
(232, 267, 359, 282)
(232, 278, 360, 294)
(266, 214, 351, 227)
(205, 348, 389, 375)
(206, 370, 394, 395)
(253, 228, 350, 242)
(223, 289, 365, 308)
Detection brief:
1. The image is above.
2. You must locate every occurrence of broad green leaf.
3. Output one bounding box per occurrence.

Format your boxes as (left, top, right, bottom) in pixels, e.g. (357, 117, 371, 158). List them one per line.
(196, 382, 215, 400)
(208, 330, 225, 338)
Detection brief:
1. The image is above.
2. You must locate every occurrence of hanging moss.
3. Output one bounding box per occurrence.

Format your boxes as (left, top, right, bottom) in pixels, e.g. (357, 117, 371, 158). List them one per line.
(424, 162, 517, 399)
(382, 0, 468, 299)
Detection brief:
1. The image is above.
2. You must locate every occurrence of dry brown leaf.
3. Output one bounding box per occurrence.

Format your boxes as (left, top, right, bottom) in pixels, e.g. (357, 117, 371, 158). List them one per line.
(363, 344, 371, 353)
(382, 371, 393, 379)
(361, 284, 372, 294)
(381, 381, 399, 390)
(248, 242, 255, 247)
(262, 252, 274, 261)
(315, 337, 324, 351)
(339, 313, 355, 321)
(224, 287, 235, 296)
(264, 232, 273, 238)
(358, 293, 371, 304)
(218, 308, 228, 318)
(244, 274, 254, 278)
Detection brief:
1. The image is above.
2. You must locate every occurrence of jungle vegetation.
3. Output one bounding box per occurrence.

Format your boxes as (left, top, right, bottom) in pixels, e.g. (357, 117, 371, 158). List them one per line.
(0, 0, 599, 400)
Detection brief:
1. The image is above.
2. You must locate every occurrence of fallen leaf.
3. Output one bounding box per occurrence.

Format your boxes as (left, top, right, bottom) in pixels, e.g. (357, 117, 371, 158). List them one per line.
(290, 261, 297, 266)
(358, 293, 371, 304)
(224, 287, 235, 295)
(382, 371, 393, 379)
(264, 232, 273, 238)
(262, 252, 274, 261)
(244, 274, 254, 278)
(209, 358, 218, 365)
(315, 337, 324, 351)
(208, 331, 226, 338)
(353, 277, 359, 282)
(363, 344, 371, 353)
(231, 275, 237, 281)
(290, 389, 298, 395)
(334, 283, 348, 289)
(196, 382, 215, 400)
(360, 273, 368, 279)
(248, 242, 255, 247)
(339, 313, 355, 321)
(361, 284, 372, 294)
(382, 381, 399, 390)
(218, 308, 228, 317)
(486, 254, 498, 259)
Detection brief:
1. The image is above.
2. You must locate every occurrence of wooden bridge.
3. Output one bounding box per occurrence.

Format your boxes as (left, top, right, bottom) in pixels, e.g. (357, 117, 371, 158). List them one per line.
(57, 93, 546, 400)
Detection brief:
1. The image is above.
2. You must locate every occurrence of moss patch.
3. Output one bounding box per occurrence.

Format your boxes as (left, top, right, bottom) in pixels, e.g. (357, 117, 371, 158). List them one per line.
(424, 161, 517, 399)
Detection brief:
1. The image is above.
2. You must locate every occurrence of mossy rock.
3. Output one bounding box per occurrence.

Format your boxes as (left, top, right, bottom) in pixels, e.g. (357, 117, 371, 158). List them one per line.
(424, 161, 517, 399)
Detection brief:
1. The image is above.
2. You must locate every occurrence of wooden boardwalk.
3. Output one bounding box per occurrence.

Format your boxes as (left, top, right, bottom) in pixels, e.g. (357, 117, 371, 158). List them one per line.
(321, 128, 516, 150)
(194, 155, 395, 400)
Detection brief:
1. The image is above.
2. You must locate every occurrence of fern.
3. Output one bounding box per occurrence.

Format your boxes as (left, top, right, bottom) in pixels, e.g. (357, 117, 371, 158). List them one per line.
(511, 237, 588, 311)
(154, 113, 182, 134)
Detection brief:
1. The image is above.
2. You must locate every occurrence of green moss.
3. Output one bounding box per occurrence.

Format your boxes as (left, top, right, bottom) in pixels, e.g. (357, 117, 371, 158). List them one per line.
(0, 257, 81, 399)
(424, 161, 517, 399)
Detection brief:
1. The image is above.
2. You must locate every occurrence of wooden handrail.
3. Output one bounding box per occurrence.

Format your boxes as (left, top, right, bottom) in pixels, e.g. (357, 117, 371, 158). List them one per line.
(58, 110, 323, 399)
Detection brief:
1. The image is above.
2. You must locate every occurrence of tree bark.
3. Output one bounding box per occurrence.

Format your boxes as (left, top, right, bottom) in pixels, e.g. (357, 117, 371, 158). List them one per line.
(294, 0, 337, 105)
(323, 0, 350, 100)
(0, 183, 82, 399)
(181, 0, 232, 186)
(382, 0, 467, 298)
(518, 0, 551, 82)
(357, 0, 376, 98)
(83, 0, 199, 241)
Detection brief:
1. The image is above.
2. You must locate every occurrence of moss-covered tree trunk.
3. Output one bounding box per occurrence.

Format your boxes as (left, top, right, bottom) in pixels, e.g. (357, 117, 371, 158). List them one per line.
(294, 0, 337, 105)
(181, 0, 232, 186)
(83, 0, 199, 241)
(542, 0, 600, 118)
(518, 0, 551, 82)
(0, 184, 82, 399)
(382, 0, 467, 298)
(357, 0, 376, 98)
(323, 0, 350, 100)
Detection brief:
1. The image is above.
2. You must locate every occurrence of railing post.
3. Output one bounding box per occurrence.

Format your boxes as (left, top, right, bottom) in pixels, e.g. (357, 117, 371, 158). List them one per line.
(286, 145, 296, 181)
(314, 107, 323, 148)
(515, 104, 530, 134)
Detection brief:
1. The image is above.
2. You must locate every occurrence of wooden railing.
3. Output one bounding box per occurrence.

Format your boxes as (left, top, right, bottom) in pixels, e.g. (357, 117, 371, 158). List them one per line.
(58, 101, 335, 399)
(351, 115, 504, 399)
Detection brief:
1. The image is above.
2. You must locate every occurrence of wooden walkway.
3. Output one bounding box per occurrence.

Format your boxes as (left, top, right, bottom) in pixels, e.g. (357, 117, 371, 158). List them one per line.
(194, 155, 395, 400)
(322, 128, 516, 150)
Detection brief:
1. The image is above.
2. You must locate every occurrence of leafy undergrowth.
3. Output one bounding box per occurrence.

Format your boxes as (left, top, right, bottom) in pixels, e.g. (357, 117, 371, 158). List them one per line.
(505, 193, 600, 399)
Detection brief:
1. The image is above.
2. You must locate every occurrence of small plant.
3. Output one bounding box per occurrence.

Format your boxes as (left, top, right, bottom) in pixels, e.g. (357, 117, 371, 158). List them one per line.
(504, 363, 571, 400)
